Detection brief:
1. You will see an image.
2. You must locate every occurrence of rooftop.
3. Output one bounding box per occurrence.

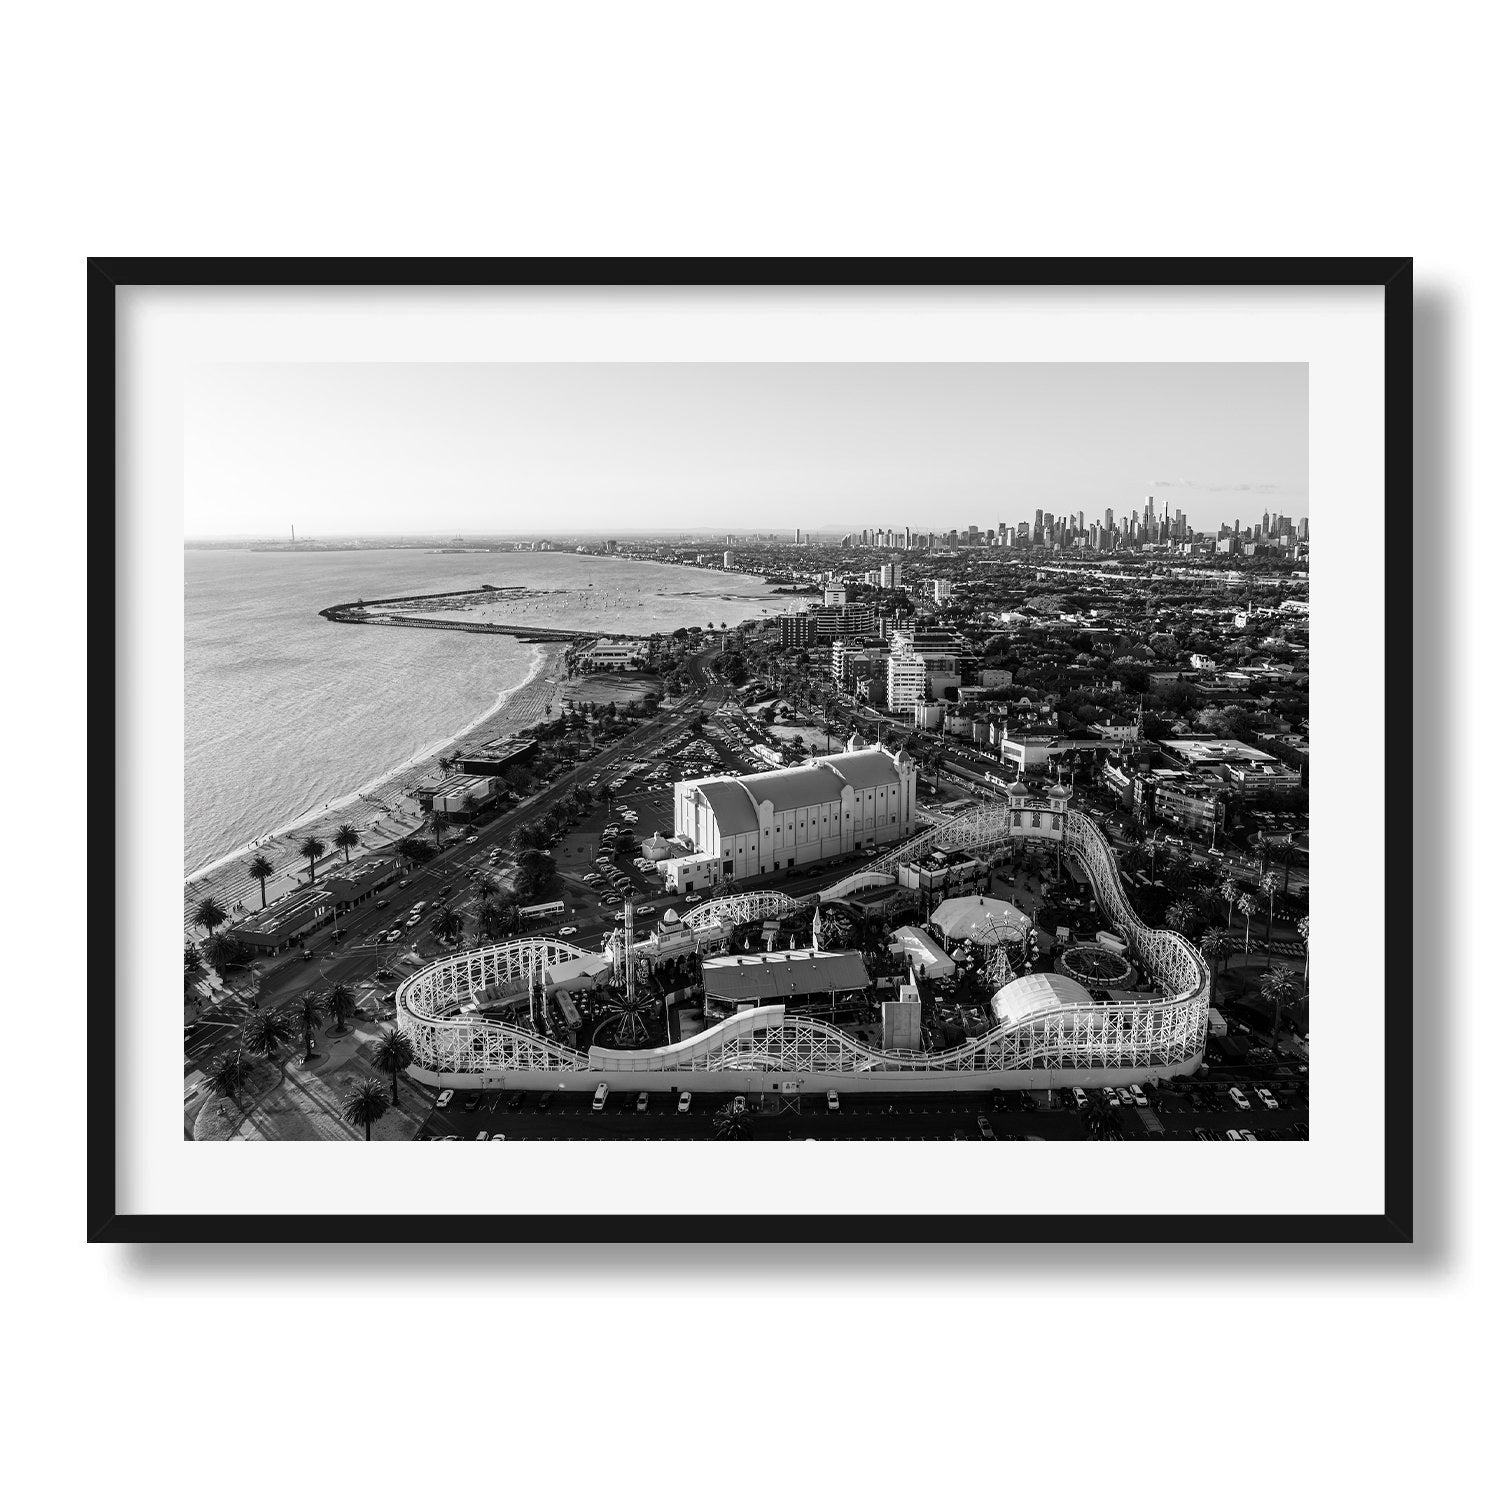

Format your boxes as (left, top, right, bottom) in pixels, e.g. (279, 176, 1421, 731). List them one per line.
(702, 949, 870, 1002)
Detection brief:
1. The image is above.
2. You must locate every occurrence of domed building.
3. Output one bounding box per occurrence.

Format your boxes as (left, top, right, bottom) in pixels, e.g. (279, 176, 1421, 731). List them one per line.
(990, 971, 1094, 1027)
(930, 894, 1032, 947)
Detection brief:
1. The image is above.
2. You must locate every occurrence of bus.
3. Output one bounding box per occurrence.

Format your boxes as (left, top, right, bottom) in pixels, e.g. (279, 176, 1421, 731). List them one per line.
(518, 900, 564, 921)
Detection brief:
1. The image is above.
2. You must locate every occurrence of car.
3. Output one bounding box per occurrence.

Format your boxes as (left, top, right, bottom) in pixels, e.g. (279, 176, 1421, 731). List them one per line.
(465, 835, 478, 844)
(375, 898, 390, 908)
(537, 1093, 552, 1112)
(592, 1084, 609, 1112)
(559, 925, 578, 935)
(476, 1130, 488, 1142)
(462, 1095, 481, 1112)
(438, 884, 452, 897)
(374, 967, 395, 980)
(489, 1134, 506, 1141)
(1128, 1083, 1148, 1105)
(300, 948, 316, 961)
(826, 1090, 840, 1112)
(1226, 1128, 1243, 1141)
(1228, 1086, 1252, 1111)
(435, 1089, 454, 1109)
(1256, 1088, 1280, 1109)
(1103, 1086, 1122, 1107)
(1238, 1130, 1258, 1141)
(678, 1092, 692, 1113)
(1072, 1087, 1089, 1108)
(507, 1092, 524, 1111)
(636, 1092, 649, 1113)
(977, 1115, 996, 1140)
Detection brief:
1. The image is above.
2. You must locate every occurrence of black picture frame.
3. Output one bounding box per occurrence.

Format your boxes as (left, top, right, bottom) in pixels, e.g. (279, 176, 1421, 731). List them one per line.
(91, 257, 1413, 1245)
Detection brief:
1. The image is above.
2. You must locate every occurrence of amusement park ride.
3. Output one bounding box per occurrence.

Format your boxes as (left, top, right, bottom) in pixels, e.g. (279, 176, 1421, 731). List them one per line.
(393, 789, 1213, 1095)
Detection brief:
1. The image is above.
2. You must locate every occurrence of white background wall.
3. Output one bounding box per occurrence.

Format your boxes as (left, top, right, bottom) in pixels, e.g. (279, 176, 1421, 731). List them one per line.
(5, 5, 1490, 1500)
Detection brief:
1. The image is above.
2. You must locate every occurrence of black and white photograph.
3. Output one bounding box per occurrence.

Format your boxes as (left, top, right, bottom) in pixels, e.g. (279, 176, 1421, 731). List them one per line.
(177, 358, 1315, 1150)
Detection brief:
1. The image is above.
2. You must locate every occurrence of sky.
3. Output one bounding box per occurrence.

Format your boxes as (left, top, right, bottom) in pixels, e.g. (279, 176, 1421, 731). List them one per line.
(184, 362, 1308, 538)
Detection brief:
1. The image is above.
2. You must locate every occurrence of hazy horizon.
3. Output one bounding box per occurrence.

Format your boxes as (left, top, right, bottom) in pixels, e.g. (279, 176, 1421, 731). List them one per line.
(186, 362, 1309, 539)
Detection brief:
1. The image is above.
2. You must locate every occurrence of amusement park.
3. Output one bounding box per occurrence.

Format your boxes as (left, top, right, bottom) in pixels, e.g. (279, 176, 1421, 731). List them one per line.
(393, 778, 1216, 1101)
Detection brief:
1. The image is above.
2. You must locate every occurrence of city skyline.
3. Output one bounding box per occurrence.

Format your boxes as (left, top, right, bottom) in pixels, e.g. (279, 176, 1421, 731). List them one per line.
(186, 362, 1308, 539)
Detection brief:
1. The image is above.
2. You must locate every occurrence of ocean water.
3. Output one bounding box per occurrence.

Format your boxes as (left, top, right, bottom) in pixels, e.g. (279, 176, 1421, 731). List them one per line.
(184, 548, 779, 877)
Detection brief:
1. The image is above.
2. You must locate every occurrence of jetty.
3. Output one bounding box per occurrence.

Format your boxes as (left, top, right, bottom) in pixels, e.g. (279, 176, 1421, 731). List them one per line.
(319, 586, 594, 642)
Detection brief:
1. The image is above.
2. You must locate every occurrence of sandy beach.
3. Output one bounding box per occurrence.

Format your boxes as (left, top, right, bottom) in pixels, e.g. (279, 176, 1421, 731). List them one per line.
(183, 640, 572, 937)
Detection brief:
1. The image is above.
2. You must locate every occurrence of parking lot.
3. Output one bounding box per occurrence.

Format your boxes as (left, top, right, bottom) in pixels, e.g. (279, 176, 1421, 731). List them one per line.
(416, 1074, 1309, 1142)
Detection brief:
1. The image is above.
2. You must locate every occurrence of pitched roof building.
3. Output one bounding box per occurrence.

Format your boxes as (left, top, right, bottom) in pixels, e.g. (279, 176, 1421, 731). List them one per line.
(672, 746, 917, 880)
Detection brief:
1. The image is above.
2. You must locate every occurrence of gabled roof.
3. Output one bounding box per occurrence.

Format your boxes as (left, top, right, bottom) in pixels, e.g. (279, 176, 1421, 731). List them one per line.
(702, 950, 870, 1001)
(737, 764, 848, 811)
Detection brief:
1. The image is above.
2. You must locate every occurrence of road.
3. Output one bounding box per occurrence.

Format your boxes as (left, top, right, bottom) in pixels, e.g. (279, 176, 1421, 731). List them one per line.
(186, 646, 727, 1067)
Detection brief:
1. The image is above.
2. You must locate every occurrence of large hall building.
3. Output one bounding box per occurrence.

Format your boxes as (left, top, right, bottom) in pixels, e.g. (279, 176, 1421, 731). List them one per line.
(671, 743, 918, 884)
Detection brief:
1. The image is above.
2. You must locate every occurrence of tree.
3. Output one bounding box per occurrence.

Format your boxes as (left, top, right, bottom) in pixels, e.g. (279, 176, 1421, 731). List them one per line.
(299, 835, 326, 881)
(370, 1026, 416, 1107)
(1217, 876, 1244, 927)
(712, 1101, 752, 1140)
(1085, 1097, 1123, 1141)
(431, 809, 450, 849)
(292, 990, 327, 1062)
(433, 908, 465, 946)
(1298, 913, 1311, 982)
(1260, 965, 1302, 1048)
(479, 898, 519, 942)
(194, 895, 229, 940)
(247, 853, 274, 908)
(1197, 928, 1233, 1007)
(204, 932, 252, 972)
(341, 1078, 390, 1141)
(1165, 898, 1204, 940)
(207, 1050, 250, 1112)
(396, 835, 435, 868)
(184, 942, 203, 986)
(334, 823, 360, 864)
(1236, 891, 1262, 956)
(326, 983, 357, 1034)
(1259, 872, 1281, 942)
(242, 1007, 297, 1074)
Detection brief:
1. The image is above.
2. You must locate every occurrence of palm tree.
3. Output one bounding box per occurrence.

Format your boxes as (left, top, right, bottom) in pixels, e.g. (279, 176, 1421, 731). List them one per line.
(1236, 891, 1262, 956)
(241, 1007, 297, 1074)
(299, 835, 326, 882)
(478, 898, 515, 942)
(1259, 872, 1280, 943)
(207, 1050, 251, 1112)
(1165, 897, 1203, 940)
(247, 853, 274, 908)
(333, 823, 360, 864)
(184, 942, 203, 986)
(713, 1101, 752, 1140)
(326, 982, 357, 1034)
(1298, 913, 1311, 982)
(1218, 876, 1244, 927)
(341, 1078, 390, 1141)
(431, 809, 449, 849)
(1085, 1097, 1123, 1141)
(194, 895, 228, 940)
(433, 908, 465, 946)
(1260, 965, 1301, 1048)
(370, 1026, 416, 1107)
(292, 990, 327, 1062)
(1198, 927, 1232, 1007)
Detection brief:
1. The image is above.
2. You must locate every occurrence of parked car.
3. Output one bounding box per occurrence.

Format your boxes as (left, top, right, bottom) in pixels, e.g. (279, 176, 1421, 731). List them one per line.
(435, 1089, 454, 1109)
(826, 1090, 840, 1112)
(476, 1130, 488, 1142)
(977, 1115, 996, 1140)
(559, 925, 578, 935)
(678, 1092, 692, 1113)
(1229, 1086, 1252, 1111)
(636, 1092, 649, 1113)
(462, 1095, 481, 1112)
(1072, 1087, 1088, 1108)
(1256, 1088, 1280, 1109)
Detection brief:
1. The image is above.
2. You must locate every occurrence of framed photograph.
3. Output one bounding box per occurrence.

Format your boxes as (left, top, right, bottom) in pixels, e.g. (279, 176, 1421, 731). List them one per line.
(92, 258, 1412, 1243)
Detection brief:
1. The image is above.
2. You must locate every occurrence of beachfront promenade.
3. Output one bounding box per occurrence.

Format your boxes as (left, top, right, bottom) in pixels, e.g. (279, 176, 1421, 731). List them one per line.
(183, 651, 572, 937)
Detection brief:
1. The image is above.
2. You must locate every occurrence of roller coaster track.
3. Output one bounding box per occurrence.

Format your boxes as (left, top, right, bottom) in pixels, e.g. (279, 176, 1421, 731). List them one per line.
(395, 806, 1209, 1081)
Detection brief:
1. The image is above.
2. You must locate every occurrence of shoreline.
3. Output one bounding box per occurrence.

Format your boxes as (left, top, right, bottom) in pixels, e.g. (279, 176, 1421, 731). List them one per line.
(183, 640, 568, 914)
